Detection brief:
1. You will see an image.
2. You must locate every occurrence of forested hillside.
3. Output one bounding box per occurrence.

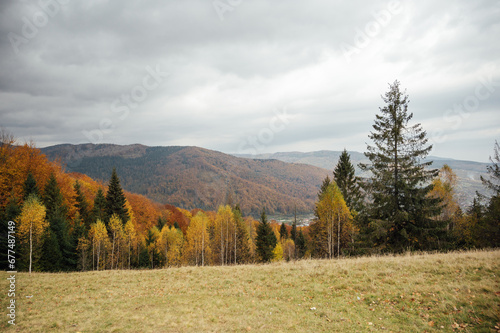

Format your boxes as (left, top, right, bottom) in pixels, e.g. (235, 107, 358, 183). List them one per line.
(1, 139, 300, 272)
(41, 144, 330, 215)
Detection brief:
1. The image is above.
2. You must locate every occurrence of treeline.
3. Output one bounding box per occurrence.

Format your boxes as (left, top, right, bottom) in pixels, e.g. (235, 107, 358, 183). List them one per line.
(0, 135, 308, 272)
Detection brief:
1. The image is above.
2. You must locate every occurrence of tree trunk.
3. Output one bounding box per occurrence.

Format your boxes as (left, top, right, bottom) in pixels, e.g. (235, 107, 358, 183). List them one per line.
(29, 222, 32, 274)
(202, 228, 205, 267)
(96, 243, 100, 271)
(337, 215, 341, 258)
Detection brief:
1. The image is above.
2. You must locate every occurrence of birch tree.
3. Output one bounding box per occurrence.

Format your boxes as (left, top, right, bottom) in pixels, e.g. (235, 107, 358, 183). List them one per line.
(17, 194, 48, 273)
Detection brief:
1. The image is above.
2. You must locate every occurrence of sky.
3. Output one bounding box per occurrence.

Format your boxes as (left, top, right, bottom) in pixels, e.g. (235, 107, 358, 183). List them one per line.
(0, 0, 499, 163)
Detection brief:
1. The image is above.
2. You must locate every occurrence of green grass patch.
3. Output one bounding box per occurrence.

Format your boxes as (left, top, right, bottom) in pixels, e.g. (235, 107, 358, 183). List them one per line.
(1, 249, 499, 332)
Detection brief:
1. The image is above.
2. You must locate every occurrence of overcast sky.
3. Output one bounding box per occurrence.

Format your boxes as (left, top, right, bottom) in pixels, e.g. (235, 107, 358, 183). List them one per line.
(1, 0, 499, 162)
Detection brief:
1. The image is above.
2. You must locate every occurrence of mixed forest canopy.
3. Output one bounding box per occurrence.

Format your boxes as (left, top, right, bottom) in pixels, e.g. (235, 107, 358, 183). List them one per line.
(0, 82, 498, 272)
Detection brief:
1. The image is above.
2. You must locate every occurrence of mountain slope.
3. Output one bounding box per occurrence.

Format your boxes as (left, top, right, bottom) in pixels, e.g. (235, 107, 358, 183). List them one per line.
(41, 144, 330, 215)
(235, 151, 491, 208)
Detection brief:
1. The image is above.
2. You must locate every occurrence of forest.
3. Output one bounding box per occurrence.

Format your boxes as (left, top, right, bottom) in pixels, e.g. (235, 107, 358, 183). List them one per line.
(1, 81, 499, 273)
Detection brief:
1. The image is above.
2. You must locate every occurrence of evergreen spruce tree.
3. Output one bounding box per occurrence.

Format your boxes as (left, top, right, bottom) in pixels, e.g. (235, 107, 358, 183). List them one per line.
(40, 229, 62, 272)
(43, 173, 67, 220)
(23, 172, 39, 200)
(71, 212, 87, 270)
(333, 149, 361, 211)
(157, 216, 166, 230)
(255, 209, 277, 262)
(74, 180, 90, 231)
(477, 141, 500, 247)
(480, 140, 500, 195)
(360, 80, 442, 252)
(42, 173, 75, 270)
(92, 188, 107, 223)
(279, 222, 288, 240)
(105, 168, 129, 224)
(318, 175, 331, 200)
(295, 229, 306, 259)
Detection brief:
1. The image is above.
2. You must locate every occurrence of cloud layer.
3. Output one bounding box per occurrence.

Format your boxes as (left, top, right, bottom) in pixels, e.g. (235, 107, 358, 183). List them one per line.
(1, 0, 499, 162)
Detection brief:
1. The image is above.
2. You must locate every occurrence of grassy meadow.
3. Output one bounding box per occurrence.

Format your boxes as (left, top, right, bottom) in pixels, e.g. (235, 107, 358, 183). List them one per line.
(1, 250, 499, 332)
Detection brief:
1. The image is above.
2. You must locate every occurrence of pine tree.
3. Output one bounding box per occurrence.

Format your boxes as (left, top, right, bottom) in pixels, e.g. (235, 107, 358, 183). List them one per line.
(318, 175, 331, 200)
(333, 149, 361, 211)
(477, 141, 500, 247)
(279, 222, 288, 240)
(157, 216, 166, 230)
(43, 173, 67, 220)
(92, 188, 107, 223)
(360, 80, 442, 252)
(23, 172, 39, 200)
(255, 209, 277, 262)
(42, 173, 75, 270)
(295, 229, 306, 259)
(74, 180, 90, 231)
(72, 212, 87, 270)
(105, 168, 129, 224)
(480, 140, 500, 195)
(40, 229, 62, 272)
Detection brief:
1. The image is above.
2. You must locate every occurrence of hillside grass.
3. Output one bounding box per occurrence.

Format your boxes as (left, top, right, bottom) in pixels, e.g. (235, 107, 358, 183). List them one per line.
(1, 250, 499, 332)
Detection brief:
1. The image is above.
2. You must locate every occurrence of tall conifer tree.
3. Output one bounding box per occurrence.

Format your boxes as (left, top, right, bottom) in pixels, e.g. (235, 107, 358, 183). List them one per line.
(74, 180, 90, 231)
(23, 172, 39, 200)
(105, 168, 129, 224)
(92, 188, 107, 223)
(42, 173, 75, 270)
(279, 222, 288, 240)
(360, 80, 442, 251)
(255, 209, 277, 262)
(333, 149, 361, 212)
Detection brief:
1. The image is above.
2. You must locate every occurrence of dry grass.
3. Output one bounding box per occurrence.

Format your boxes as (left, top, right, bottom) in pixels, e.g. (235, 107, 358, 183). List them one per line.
(1, 250, 499, 332)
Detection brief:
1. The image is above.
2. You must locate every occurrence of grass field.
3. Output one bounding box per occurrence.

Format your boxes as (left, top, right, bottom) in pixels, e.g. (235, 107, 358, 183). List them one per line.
(1, 250, 499, 332)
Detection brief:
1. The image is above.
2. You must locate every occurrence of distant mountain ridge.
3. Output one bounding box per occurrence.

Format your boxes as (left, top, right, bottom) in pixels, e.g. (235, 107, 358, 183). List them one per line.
(41, 144, 490, 215)
(234, 151, 491, 208)
(41, 144, 330, 216)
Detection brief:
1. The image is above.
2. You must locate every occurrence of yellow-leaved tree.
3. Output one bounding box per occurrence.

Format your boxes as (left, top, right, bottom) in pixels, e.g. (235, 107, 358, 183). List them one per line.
(159, 225, 184, 267)
(123, 219, 137, 269)
(89, 219, 109, 270)
(108, 214, 124, 269)
(184, 212, 211, 266)
(282, 239, 295, 261)
(17, 194, 48, 274)
(272, 242, 283, 262)
(213, 205, 235, 265)
(427, 165, 460, 229)
(316, 183, 353, 258)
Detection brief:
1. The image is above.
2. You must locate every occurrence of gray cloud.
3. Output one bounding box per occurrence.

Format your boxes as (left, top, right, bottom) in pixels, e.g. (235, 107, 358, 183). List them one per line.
(0, 0, 499, 162)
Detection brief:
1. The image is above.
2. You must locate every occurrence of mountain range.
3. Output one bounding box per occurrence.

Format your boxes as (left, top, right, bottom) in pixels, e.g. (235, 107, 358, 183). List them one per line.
(41, 144, 491, 216)
(41, 144, 328, 216)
